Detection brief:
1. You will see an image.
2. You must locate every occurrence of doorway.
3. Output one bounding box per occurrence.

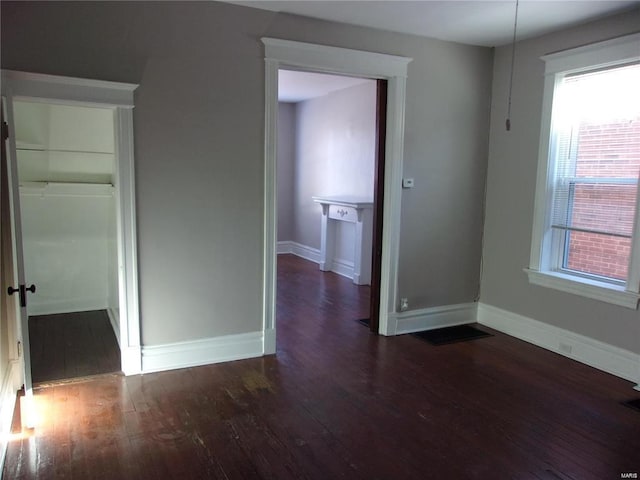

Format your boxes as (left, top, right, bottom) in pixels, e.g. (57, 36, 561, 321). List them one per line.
(13, 100, 121, 383)
(275, 69, 382, 335)
(262, 38, 411, 352)
(1, 70, 141, 422)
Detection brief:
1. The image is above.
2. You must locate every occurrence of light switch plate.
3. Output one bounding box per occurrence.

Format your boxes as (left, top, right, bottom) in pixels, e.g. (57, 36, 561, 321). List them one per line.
(402, 178, 414, 188)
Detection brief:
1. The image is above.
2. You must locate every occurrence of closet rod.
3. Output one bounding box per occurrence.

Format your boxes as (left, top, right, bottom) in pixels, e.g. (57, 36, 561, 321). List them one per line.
(17, 147, 114, 155)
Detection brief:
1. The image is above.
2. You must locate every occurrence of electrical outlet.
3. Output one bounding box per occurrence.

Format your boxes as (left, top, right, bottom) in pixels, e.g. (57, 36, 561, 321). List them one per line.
(400, 298, 409, 311)
(402, 178, 414, 189)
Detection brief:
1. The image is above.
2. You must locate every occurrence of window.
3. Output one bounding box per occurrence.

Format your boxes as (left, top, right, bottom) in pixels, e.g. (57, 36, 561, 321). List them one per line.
(527, 33, 640, 309)
(552, 64, 639, 283)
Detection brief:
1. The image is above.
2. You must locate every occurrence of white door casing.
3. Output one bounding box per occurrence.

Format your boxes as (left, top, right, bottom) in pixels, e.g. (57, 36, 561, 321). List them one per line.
(0, 71, 141, 421)
(261, 38, 412, 349)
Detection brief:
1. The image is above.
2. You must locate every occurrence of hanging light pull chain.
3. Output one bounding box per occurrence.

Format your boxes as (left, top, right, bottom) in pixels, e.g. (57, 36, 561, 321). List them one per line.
(506, 0, 520, 131)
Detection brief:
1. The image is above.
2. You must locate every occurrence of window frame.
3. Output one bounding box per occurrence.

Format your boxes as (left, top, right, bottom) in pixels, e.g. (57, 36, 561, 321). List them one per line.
(526, 33, 640, 309)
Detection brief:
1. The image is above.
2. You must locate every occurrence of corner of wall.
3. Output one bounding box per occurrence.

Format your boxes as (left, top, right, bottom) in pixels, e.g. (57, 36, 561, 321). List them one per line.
(477, 302, 640, 384)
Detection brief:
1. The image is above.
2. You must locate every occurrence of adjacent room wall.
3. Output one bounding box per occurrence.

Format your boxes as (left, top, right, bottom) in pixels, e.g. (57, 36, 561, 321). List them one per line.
(293, 80, 376, 256)
(481, 9, 640, 354)
(278, 80, 376, 273)
(277, 102, 296, 243)
(1, 1, 493, 346)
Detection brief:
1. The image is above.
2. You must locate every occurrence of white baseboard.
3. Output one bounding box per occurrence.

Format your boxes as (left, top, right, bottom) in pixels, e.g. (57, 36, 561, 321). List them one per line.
(392, 302, 478, 336)
(27, 298, 108, 316)
(107, 307, 120, 347)
(277, 240, 294, 254)
(121, 345, 142, 376)
(330, 257, 355, 280)
(277, 241, 321, 264)
(277, 241, 357, 280)
(141, 331, 264, 373)
(477, 303, 640, 384)
(0, 359, 21, 471)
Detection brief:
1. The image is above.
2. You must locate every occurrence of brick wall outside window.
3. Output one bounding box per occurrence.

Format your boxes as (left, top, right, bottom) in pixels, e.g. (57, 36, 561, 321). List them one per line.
(566, 118, 640, 280)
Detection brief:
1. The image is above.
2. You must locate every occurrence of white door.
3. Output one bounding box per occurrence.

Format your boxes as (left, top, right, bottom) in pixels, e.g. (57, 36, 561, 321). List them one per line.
(1, 95, 35, 425)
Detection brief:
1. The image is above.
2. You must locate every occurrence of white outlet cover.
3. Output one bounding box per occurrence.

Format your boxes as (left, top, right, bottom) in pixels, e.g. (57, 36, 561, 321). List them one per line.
(402, 178, 414, 188)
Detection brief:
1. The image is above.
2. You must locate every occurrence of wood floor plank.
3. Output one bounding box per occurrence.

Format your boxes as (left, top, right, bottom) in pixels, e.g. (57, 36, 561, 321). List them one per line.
(4, 255, 640, 479)
(29, 310, 121, 384)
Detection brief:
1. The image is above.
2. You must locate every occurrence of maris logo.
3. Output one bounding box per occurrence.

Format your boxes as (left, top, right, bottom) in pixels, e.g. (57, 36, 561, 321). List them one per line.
(621, 474, 638, 479)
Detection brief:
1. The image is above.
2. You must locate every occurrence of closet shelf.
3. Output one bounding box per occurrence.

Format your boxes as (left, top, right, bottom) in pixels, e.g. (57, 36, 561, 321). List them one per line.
(15, 142, 44, 150)
(19, 181, 115, 198)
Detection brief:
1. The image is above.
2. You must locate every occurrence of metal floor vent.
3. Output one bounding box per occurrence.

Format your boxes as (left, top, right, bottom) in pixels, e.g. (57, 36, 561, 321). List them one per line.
(622, 398, 640, 413)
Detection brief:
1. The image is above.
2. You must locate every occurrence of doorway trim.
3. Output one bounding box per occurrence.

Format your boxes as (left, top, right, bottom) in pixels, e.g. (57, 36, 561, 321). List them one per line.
(1, 70, 142, 376)
(261, 38, 412, 349)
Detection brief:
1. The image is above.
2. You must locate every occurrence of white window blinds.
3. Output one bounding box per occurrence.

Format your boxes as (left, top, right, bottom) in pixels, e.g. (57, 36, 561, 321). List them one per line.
(549, 63, 640, 281)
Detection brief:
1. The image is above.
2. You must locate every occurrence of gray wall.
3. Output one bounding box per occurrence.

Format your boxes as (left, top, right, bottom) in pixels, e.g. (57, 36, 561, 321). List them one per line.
(481, 9, 640, 353)
(293, 81, 376, 251)
(397, 35, 492, 309)
(1, 1, 493, 346)
(277, 102, 296, 242)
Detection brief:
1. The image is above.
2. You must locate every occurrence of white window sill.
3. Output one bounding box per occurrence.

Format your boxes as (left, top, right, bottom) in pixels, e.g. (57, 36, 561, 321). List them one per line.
(524, 268, 640, 310)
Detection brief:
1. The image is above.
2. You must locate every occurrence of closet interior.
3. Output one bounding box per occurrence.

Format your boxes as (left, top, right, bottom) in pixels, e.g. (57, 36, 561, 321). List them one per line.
(14, 101, 120, 382)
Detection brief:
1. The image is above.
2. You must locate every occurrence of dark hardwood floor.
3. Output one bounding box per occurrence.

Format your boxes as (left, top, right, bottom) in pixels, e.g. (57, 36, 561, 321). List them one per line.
(4, 255, 640, 479)
(29, 309, 121, 384)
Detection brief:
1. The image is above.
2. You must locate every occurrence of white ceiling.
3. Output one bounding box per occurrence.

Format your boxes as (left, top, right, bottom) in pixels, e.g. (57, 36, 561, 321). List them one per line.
(279, 70, 373, 102)
(228, 0, 639, 47)
(257, 1, 639, 102)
